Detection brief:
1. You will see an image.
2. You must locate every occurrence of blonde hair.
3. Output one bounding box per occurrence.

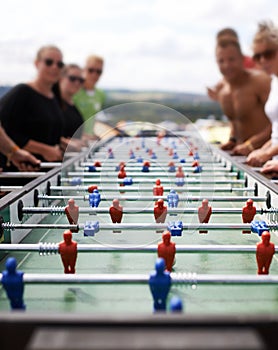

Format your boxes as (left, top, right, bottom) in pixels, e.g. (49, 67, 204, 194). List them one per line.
(253, 20, 278, 48)
(85, 55, 104, 66)
(36, 45, 62, 60)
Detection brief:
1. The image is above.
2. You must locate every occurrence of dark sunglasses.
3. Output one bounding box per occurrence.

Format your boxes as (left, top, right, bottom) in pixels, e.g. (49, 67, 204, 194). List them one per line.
(252, 49, 277, 62)
(87, 67, 102, 75)
(67, 75, 85, 83)
(43, 58, 64, 69)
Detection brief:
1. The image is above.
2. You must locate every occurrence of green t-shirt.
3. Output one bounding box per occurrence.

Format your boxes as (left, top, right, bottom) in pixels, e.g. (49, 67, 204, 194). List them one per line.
(73, 88, 105, 134)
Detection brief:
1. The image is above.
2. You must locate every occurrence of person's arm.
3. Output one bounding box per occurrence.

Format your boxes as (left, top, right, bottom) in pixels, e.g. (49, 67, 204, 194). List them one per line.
(260, 160, 278, 176)
(0, 126, 40, 171)
(246, 142, 278, 166)
(232, 124, 272, 156)
(221, 122, 237, 150)
(24, 140, 63, 162)
(206, 80, 224, 102)
(232, 72, 272, 156)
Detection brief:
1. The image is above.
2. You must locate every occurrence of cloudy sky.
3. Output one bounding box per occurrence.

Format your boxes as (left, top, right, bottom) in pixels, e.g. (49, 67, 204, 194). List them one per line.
(0, 0, 277, 94)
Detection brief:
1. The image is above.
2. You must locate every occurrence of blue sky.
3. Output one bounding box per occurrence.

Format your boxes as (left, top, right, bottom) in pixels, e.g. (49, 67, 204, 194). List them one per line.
(0, 0, 277, 94)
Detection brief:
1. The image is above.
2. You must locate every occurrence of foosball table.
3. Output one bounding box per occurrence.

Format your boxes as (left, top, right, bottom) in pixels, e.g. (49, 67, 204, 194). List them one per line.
(1, 123, 278, 349)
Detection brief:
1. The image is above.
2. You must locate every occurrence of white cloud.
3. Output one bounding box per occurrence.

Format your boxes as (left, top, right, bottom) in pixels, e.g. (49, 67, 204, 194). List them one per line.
(0, 0, 277, 92)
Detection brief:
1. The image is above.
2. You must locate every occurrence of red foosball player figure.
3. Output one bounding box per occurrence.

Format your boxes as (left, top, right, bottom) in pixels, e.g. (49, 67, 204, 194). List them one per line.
(154, 198, 167, 223)
(175, 166, 184, 178)
(65, 198, 79, 232)
(109, 198, 123, 223)
(157, 231, 176, 272)
(153, 179, 164, 196)
(242, 199, 256, 233)
(58, 230, 78, 274)
(256, 231, 275, 275)
(198, 199, 212, 234)
(118, 165, 127, 187)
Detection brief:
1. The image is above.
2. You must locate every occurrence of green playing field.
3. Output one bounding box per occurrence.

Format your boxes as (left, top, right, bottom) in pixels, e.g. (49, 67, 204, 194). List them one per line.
(1, 136, 278, 316)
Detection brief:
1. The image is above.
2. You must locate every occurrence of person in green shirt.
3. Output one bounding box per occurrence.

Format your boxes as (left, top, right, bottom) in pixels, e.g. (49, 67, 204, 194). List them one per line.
(73, 55, 105, 137)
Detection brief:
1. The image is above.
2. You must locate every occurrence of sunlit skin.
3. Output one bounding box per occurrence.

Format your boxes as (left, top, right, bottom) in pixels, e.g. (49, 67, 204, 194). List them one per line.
(60, 67, 84, 102)
(252, 42, 278, 75)
(246, 41, 278, 166)
(31, 47, 64, 97)
(83, 57, 103, 90)
(215, 43, 271, 154)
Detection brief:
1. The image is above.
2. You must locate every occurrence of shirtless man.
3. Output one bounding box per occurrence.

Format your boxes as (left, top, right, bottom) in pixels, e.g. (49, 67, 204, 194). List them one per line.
(211, 39, 271, 155)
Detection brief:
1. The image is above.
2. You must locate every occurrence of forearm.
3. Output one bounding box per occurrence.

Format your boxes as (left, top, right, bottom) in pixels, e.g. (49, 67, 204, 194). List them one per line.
(245, 124, 272, 150)
(24, 139, 51, 155)
(0, 127, 19, 157)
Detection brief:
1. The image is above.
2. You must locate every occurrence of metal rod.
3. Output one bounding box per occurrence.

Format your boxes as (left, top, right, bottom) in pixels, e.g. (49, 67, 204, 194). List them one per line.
(21, 206, 256, 215)
(0, 172, 46, 178)
(1, 222, 271, 231)
(28, 204, 259, 215)
(60, 173, 240, 183)
(0, 186, 23, 192)
(38, 193, 268, 202)
(0, 243, 267, 254)
(0, 272, 278, 285)
(67, 169, 232, 177)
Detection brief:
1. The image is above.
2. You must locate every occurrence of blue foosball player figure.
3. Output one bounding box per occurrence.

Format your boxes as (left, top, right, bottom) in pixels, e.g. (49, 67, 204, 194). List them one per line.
(149, 258, 171, 312)
(84, 221, 100, 236)
(167, 189, 179, 208)
(168, 161, 176, 173)
(70, 177, 82, 185)
(167, 221, 183, 236)
(87, 165, 96, 172)
(1, 257, 25, 310)
(89, 189, 101, 208)
(251, 220, 269, 236)
(170, 296, 183, 313)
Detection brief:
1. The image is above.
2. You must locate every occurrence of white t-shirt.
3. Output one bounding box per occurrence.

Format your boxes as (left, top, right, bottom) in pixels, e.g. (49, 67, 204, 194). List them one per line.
(265, 74, 278, 145)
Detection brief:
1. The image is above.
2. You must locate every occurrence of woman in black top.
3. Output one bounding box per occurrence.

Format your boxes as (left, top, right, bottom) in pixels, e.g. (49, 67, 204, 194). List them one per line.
(0, 45, 65, 170)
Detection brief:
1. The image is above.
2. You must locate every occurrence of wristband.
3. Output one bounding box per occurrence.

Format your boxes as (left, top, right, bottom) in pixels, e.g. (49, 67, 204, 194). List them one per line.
(6, 145, 20, 167)
(244, 140, 254, 152)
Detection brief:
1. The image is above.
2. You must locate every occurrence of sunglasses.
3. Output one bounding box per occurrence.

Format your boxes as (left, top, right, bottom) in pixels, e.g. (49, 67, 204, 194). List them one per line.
(87, 67, 102, 75)
(67, 75, 85, 83)
(252, 49, 277, 62)
(43, 58, 64, 69)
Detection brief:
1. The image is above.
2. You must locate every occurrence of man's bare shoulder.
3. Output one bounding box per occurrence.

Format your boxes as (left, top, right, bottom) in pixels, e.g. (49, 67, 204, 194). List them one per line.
(248, 69, 271, 83)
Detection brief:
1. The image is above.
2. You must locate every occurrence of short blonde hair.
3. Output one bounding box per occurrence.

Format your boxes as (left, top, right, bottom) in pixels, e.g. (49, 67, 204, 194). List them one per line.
(85, 55, 104, 66)
(252, 20, 278, 48)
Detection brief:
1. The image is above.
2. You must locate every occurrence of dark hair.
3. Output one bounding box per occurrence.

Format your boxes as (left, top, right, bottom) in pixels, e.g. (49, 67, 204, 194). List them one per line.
(216, 38, 243, 55)
(61, 63, 82, 76)
(216, 28, 239, 41)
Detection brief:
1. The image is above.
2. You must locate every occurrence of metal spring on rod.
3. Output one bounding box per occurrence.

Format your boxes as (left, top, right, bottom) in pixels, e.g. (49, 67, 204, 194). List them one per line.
(172, 272, 198, 290)
(266, 207, 278, 228)
(2, 223, 15, 230)
(50, 206, 65, 216)
(38, 242, 59, 255)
